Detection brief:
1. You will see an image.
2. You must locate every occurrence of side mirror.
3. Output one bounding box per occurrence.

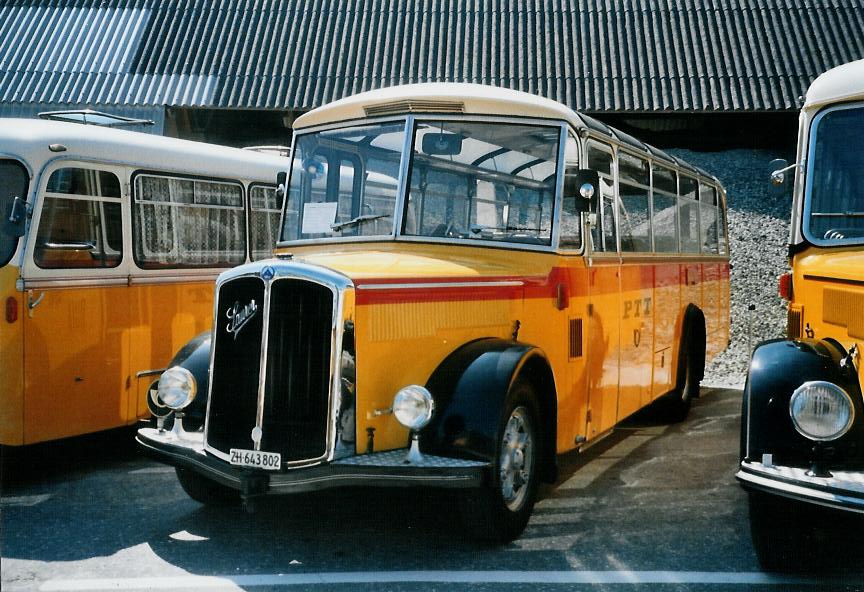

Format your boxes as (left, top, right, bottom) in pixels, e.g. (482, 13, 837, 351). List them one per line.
(5, 196, 26, 237)
(564, 167, 600, 213)
(769, 158, 794, 196)
(275, 171, 287, 202)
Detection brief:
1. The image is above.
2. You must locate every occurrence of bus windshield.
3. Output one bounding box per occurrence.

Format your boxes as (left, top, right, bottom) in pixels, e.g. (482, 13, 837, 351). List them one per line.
(404, 120, 560, 245)
(806, 103, 864, 244)
(280, 121, 405, 242)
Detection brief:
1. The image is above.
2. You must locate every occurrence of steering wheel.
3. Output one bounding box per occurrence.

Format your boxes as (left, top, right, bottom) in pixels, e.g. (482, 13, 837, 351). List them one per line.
(823, 228, 845, 240)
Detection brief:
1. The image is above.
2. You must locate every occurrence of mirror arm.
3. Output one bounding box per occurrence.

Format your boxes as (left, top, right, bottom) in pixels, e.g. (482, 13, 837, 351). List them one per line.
(770, 162, 801, 185)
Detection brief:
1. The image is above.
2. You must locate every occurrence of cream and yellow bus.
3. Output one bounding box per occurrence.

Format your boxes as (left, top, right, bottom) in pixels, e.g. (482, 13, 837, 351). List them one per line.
(138, 83, 729, 541)
(738, 59, 864, 569)
(0, 119, 289, 445)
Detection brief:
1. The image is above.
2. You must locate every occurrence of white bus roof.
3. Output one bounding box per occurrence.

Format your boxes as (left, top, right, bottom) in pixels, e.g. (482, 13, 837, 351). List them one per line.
(804, 59, 864, 110)
(0, 118, 289, 180)
(294, 83, 719, 185)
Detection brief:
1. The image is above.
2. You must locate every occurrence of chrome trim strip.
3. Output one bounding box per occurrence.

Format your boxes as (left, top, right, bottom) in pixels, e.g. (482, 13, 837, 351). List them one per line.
(356, 280, 524, 291)
(254, 278, 274, 452)
(128, 274, 220, 285)
(737, 465, 864, 513)
(21, 277, 128, 289)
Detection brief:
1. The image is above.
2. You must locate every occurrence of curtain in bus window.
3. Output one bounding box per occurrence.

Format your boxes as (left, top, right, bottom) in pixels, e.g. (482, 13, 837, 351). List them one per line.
(678, 175, 700, 253)
(618, 152, 651, 252)
(651, 165, 679, 253)
(249, 186, 282, 261)
(134, 174, 245, 268)
(699, 185, 719, 254)
(34, 167, 123, 269)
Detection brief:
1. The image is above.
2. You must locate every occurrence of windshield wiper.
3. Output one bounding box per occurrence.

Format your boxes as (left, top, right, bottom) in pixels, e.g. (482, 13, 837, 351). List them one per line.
(330, 214, 389, 231)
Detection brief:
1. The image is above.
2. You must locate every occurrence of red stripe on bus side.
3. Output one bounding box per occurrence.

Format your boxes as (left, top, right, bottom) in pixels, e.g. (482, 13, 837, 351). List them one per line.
(354, 261, 728, 306)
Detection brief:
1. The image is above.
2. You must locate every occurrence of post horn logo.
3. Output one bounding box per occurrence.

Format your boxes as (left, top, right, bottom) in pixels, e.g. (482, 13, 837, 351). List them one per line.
(226, 300, 258, 340)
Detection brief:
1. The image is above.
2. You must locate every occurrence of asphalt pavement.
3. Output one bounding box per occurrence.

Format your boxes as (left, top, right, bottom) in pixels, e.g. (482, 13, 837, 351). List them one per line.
(3, 388, 864, 591)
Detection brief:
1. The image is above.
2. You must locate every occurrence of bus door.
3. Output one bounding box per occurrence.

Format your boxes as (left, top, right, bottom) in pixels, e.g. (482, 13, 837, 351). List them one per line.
(585, 141, 619, 438)
(21, 163, 132, 443)
(616, 152, 655, 417)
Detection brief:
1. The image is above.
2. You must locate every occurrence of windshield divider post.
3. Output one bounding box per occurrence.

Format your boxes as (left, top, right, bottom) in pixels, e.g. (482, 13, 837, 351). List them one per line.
(393, 115, 414, 240)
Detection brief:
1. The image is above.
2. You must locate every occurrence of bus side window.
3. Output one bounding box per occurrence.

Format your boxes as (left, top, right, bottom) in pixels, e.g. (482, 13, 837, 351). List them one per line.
(587, 141, 616, 252)
(34, 167, 123, 269)
(559, 132, 582, 249)
(134, 174, 246, 269)
(678, 175, 700, 253)
(249, 185, 282, 261)
(617, 151, 651, 252)
(718, 190, 728, 255)
(651, 164, 679, 253)
(0, 160, 29, 267)
(700, 183, 719, 254)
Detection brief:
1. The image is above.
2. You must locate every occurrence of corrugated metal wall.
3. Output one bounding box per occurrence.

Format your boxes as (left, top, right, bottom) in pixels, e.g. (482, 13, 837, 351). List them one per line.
(1, 0, 862, 112)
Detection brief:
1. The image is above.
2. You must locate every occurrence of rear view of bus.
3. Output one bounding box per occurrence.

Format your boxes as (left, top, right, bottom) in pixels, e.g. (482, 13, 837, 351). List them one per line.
(737, 59, 864, 569)
(0, 120, 288, 446)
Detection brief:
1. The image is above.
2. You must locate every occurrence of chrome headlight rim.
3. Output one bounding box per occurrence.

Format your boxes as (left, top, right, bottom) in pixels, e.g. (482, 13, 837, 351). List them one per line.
(157, 366, 198, 411)
(789, 380, 855, 442)
(392, 385, 435, 431)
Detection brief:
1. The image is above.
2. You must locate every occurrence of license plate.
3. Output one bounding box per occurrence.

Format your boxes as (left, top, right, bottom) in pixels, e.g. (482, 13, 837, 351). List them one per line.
(229, 448, 281, 471)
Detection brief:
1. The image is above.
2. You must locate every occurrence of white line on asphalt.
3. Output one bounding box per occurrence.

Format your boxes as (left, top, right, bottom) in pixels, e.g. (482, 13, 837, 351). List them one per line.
(38, 570, 833, 590)
(0, 494, 51, 507)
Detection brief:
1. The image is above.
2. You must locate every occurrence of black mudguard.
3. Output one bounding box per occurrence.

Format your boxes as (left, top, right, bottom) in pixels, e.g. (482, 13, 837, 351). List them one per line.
(165, 331, 212, 430)
(742, 338, 864, 468)
(420, 338, 558, 482)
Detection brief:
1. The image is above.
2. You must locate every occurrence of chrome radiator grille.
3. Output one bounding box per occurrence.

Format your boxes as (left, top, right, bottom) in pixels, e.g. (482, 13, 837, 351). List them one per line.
(205, 275, 335, 465)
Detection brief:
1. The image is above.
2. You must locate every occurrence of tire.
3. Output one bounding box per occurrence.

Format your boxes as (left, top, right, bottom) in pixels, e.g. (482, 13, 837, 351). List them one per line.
(175, 466, 238, 505)
(459, 380, 541, 543)
(660, 331, 702, 423)
(748, 491, 810, 571)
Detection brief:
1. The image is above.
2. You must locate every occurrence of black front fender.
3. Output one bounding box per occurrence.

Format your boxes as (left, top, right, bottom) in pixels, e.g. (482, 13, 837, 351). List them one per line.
(421, 338, 556, 481)
(742, 338, 864, 467)
(165, 331, 212, 429)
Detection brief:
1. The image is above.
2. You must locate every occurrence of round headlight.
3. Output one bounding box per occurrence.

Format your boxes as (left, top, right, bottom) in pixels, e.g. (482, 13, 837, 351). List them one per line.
(393, 385, 434, 430)
(157, 366, 197, 410)
(789, 381, 855, 441)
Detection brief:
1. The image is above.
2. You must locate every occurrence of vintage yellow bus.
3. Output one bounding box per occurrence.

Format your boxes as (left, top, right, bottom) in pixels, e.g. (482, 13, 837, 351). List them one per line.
(138, 83, 730, 541)
(0, 119, 289, 445)
(738, 59, 864, 569)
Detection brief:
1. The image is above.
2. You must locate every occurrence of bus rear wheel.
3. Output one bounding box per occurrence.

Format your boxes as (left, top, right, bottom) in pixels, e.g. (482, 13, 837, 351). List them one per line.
(459, 380, 541, 544)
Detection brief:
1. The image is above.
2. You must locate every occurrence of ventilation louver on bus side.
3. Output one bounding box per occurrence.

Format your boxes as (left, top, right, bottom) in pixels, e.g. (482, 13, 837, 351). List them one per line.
(569, 317, 583, 359)
(787, 307, 803, 339)
(363, 100, 465, 117)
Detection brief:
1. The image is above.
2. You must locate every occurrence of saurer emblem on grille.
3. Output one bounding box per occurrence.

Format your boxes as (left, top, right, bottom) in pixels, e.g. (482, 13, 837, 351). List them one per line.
(226, 300, 258, 340)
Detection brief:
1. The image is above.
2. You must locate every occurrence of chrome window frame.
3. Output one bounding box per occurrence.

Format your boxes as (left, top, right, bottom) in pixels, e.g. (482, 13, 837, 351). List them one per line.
(203, 260, 354, 469)
(802, 101, 864, 247)
(276, 114, 567, 254)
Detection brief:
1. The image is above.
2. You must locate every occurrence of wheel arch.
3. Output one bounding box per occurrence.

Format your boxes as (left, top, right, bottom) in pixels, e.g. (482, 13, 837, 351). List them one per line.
(678, 303, 707, 388)
(421, 337, 558, 483)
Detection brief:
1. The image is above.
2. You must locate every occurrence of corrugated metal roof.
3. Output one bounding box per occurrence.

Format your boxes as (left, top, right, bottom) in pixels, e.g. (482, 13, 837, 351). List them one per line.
(1, 0, 862, 112)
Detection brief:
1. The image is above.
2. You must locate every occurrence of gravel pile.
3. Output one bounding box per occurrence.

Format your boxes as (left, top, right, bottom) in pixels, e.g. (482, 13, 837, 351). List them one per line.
(669, 148, 793, 388)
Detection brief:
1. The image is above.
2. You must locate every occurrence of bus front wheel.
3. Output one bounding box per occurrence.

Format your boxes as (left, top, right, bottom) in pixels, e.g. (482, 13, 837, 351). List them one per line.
(459, 379, 541, 544)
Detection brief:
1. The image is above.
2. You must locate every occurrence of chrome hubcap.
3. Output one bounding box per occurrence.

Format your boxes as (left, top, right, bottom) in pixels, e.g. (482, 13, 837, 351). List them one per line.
(499, 406, 534, 511)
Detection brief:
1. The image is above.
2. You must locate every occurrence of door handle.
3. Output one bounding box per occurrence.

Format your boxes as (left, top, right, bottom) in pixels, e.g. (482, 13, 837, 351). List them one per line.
(27, 290, 45, 315)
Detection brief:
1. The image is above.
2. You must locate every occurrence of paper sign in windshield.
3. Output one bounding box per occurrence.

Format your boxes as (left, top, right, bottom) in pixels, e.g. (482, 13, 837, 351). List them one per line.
(301, 202, 338, 234)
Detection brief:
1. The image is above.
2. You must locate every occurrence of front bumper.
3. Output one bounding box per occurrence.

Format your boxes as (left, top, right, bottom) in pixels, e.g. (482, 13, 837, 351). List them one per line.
(137, 428, 489, 497)
(737, 460, 864, 513)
